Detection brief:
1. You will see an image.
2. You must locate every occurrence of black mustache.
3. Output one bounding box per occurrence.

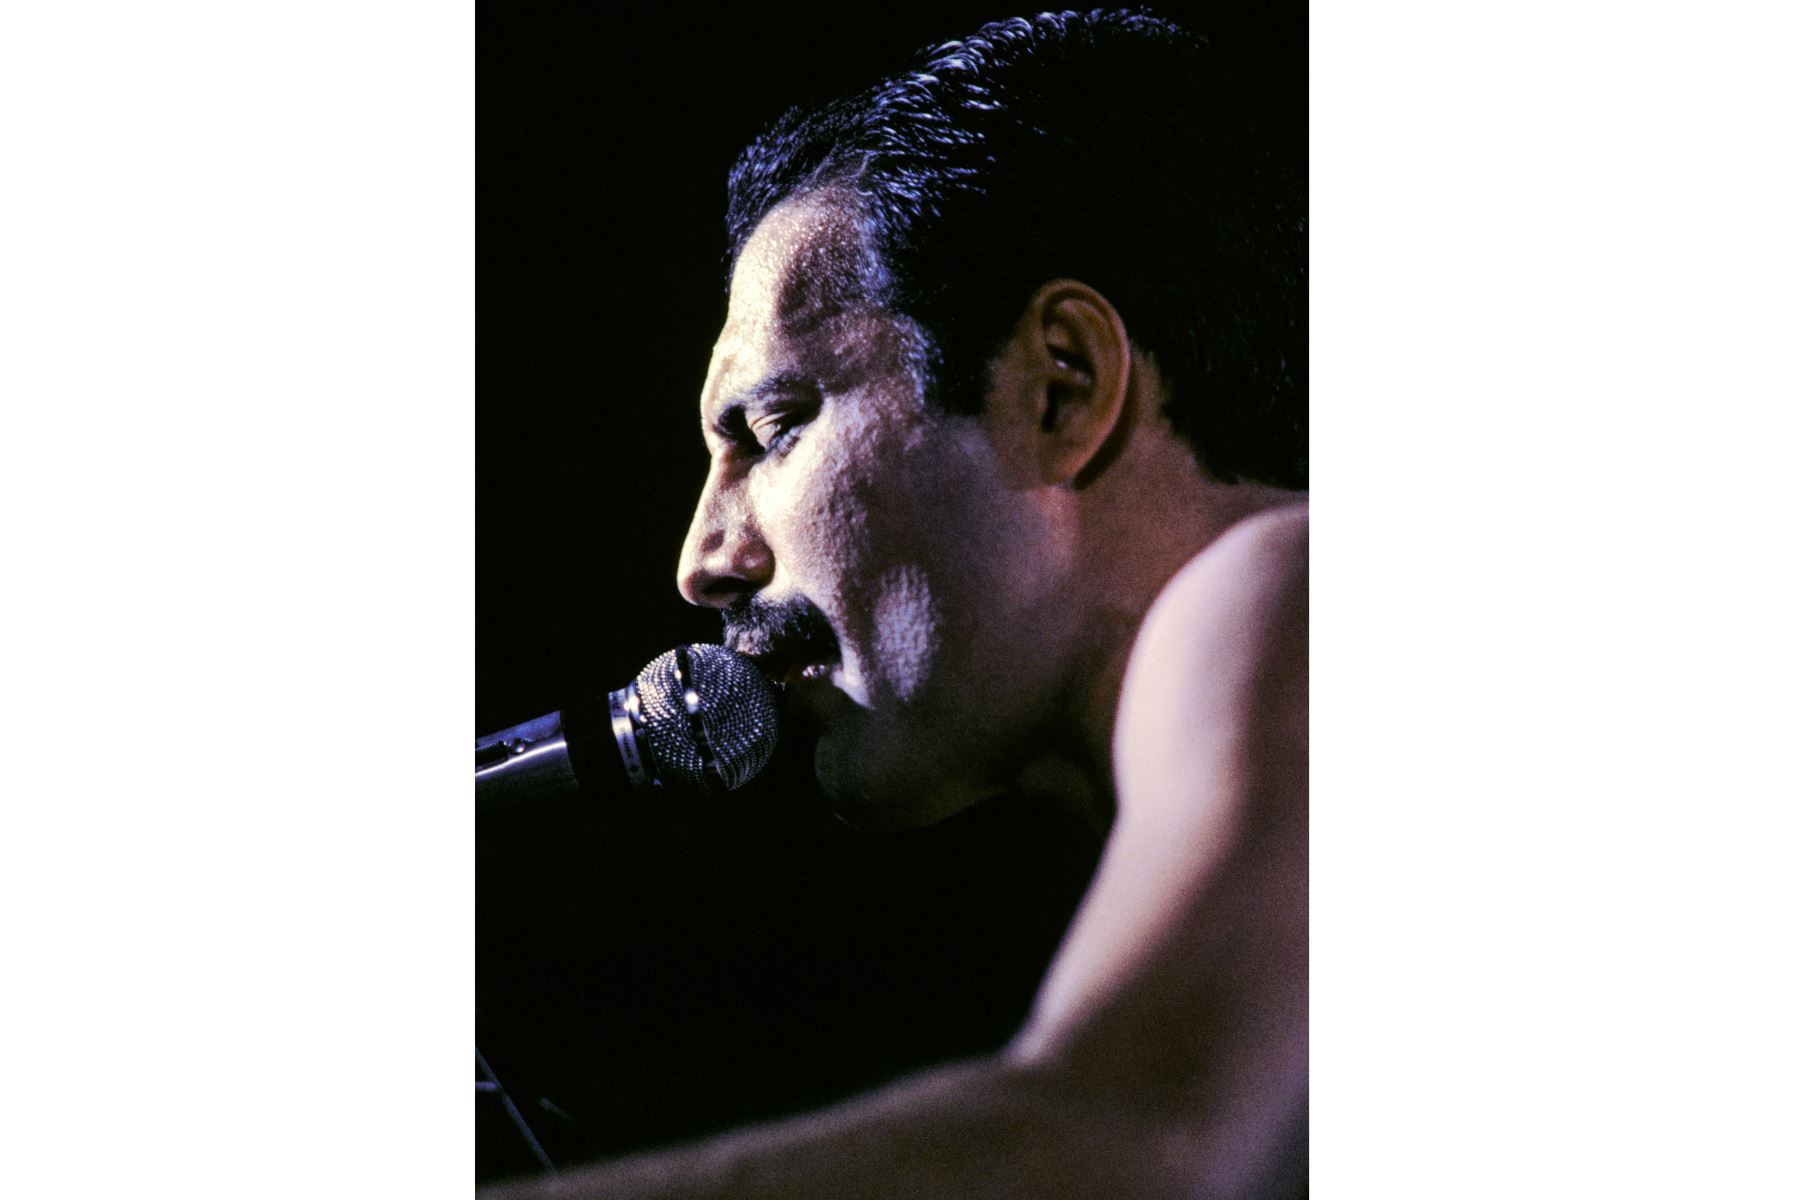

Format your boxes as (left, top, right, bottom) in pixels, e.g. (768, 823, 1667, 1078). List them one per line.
(722, 596, 839, 665)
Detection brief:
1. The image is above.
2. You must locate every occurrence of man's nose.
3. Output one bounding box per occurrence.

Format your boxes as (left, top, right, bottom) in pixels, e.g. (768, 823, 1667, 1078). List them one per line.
(677, 475, 774, 608)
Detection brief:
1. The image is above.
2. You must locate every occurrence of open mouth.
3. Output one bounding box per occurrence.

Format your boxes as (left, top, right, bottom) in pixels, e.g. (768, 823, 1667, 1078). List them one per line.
(723, 596, 841, 692)
(783, 657, 838, 687)
(737, 646, 839, 690)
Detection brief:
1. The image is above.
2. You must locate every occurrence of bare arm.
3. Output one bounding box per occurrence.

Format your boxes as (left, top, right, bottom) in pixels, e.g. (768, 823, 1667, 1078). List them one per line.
(485, 1057, 1200, 1200)
(486, 508, 1309, 1200)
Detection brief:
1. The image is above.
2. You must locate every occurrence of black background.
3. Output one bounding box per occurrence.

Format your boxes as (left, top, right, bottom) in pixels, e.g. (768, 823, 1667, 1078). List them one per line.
(477, 1, 1303, 1183)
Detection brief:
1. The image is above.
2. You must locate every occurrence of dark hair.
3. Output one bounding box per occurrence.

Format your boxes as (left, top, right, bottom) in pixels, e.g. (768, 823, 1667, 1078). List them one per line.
(725, 8, 1306, 489)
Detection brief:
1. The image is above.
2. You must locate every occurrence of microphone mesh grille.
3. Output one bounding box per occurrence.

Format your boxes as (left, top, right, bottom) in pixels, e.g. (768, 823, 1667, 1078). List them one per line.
(636, 644, 780, 793)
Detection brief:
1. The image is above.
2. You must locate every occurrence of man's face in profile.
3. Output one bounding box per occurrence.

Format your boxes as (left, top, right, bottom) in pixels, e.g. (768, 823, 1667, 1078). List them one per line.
(678, 196, 1063, 829)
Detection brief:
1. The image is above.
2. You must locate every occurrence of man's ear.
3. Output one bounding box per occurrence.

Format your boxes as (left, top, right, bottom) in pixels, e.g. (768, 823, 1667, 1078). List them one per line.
(984, 280, 1132, 488)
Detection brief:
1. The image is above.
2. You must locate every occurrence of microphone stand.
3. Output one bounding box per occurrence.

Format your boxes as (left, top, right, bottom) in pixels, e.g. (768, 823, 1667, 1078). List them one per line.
(476, 1029, 556, 1175)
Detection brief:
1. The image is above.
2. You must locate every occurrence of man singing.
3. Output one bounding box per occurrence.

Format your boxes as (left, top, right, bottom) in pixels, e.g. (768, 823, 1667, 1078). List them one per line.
(497, 9, 1306, 1197)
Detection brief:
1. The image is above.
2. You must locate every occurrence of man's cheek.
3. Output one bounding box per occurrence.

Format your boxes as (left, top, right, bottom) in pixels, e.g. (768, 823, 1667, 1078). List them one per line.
(867, 564, 940, 704)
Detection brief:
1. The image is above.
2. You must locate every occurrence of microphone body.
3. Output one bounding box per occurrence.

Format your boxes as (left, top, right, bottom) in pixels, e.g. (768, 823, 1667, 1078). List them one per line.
(476, 644, 780, 811)
(475, 708, 588, 811)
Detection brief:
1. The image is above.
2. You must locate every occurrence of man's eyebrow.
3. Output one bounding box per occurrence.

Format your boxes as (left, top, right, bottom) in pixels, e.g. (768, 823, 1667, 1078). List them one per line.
(707, 372, 817, 437)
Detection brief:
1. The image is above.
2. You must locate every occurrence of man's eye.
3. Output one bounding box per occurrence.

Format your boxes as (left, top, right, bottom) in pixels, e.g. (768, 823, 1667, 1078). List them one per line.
(750, 411, 808, 455)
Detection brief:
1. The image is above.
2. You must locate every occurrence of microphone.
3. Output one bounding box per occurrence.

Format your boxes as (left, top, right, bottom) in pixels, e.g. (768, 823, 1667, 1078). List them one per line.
(476, 644, 780, 810)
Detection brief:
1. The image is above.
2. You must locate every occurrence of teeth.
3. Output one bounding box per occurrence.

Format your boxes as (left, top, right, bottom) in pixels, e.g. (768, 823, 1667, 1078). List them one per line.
(799, 662, 830, 681)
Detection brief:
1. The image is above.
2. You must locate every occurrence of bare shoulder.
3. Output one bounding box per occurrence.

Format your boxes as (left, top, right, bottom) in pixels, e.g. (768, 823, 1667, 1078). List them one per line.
(1115, 501, 1308, 823)
(1136, 501, 1308, 672)
(1018, 502, 1308, 1062)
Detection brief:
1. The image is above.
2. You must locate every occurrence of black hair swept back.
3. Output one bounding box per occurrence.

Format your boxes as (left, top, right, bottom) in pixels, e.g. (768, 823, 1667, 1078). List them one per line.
(725, 7, 1306, 489)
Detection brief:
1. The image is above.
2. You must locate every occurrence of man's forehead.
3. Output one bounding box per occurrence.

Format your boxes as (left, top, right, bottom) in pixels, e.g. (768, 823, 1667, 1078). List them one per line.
(704, 195, 913, 418)
(728, 195, 882, 329)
